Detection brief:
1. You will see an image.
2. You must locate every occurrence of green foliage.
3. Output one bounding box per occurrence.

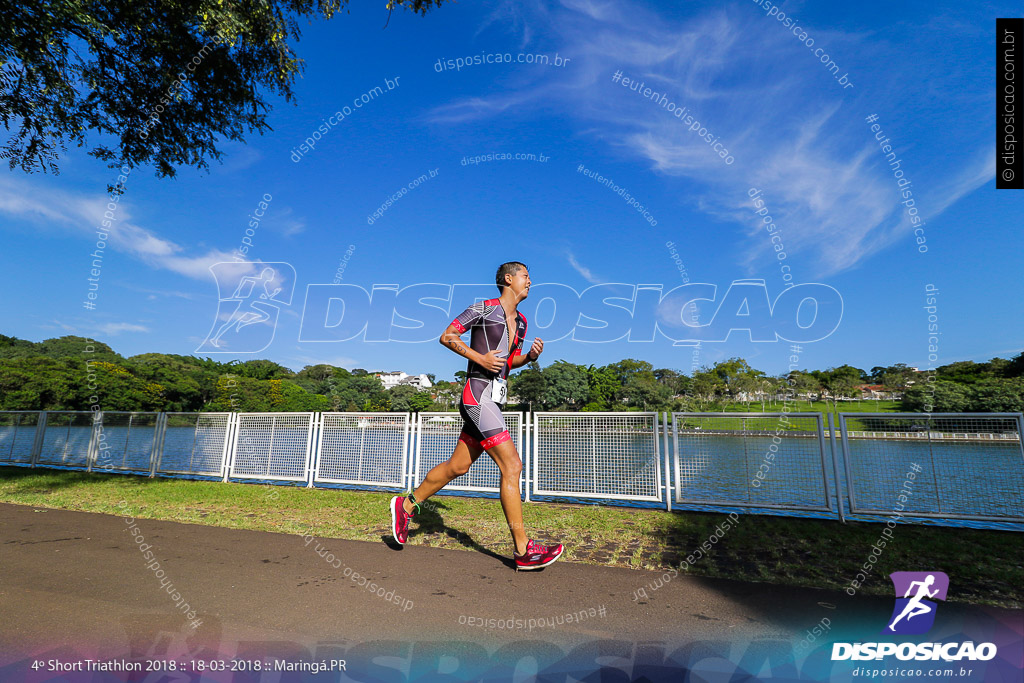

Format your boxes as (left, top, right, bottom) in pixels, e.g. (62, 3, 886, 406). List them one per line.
(207, 374, 327, 412)
(0, 334, 121, 362)
(936, 359, 1009, 384)
(508, 362, 545, 409)
(901, 378, 1024, 413)
(0, 356, 81, 410)
(584, 364, 618, 410)
(0, 332, 1020, 414)
(900, 380, 971, 413)
(232, 358, 294, 380)
(540, 360, 590, 409)
(1, 0, 449, 179)
(813, 364, 865, 405)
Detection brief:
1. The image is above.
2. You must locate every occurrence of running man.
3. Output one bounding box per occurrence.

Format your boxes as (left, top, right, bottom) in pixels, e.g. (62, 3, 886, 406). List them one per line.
(888, 574, 939, 631)
(389, 262, 564, 571)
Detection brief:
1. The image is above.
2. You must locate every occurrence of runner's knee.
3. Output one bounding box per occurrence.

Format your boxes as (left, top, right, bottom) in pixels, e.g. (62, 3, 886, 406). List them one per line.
(498, 456, 522, 479)
(449, 458, 472, 477)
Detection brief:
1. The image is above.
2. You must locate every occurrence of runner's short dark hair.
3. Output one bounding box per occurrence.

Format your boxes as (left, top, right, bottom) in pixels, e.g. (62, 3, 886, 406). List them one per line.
(496, 262, 528, 292)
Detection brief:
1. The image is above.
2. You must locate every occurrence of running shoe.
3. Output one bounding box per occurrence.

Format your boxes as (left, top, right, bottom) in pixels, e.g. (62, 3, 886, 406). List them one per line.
(390, 495, 417, 545)
(513, 538, 564, 571)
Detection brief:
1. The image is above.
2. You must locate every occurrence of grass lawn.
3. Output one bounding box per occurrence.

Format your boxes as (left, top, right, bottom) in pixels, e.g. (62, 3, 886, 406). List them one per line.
(710, 400, 902, 415)
(1, 465, 1020, 608)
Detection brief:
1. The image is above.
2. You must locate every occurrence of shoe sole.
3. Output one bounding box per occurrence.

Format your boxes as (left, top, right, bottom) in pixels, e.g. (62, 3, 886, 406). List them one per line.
(389, 496, 403, 545)
(515, 547, 563, 571)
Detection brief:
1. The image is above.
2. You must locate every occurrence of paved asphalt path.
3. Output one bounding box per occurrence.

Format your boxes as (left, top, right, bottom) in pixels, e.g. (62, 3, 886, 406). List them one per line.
(1, 502, 1019, 681)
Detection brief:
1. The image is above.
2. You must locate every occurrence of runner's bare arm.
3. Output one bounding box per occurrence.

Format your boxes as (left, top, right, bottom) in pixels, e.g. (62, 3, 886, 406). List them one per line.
(510, 338, 543, 369)
(439, 323, 479, 362)
(439, 324, 506, 372)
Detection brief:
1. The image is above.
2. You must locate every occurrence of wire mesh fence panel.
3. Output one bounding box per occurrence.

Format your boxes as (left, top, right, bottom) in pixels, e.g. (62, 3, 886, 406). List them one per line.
(229, 413, 314, 481)
(36, 412, 95, 469)
(314, 413, 409, 487)
(93, 412, 161, 473)
(532, 412, 661, 501)
(0, 412, 42, 464)
(841, 413, 1024, 522)
(414, 412, 523, 492)
(672, 413, 830, 511)
(157, 413, 232, 477)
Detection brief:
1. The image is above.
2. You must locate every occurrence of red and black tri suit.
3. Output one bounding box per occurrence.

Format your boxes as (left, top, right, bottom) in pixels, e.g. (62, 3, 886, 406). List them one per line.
(450, 298, 527, 450)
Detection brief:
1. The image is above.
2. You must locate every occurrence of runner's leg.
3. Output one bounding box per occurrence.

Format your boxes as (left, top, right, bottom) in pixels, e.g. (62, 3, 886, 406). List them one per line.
(407, 434, 484, 513)
(486, 437, 527, 556)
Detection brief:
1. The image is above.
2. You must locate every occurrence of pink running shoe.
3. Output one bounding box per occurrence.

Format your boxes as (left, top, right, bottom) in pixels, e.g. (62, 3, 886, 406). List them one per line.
(390, 495, 417, 545)
(513, 539, 564, 571)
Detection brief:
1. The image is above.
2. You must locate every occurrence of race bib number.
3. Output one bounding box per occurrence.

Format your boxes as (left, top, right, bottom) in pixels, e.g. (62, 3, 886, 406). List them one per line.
(490, 377, 508, 405)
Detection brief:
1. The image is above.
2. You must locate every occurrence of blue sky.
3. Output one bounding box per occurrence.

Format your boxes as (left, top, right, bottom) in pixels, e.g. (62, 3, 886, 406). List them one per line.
(1, 0, 1020, 381)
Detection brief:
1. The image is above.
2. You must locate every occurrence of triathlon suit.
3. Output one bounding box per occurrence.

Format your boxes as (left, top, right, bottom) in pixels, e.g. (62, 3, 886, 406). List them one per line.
(450, 298, 527, 450)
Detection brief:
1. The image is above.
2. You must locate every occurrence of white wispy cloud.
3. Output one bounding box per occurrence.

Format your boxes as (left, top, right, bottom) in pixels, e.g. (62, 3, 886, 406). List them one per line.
(92, 322, 150, 335)
(566, 251, 602, 284)
(0, 175, 257, 280)
(426, 0, 991, 276)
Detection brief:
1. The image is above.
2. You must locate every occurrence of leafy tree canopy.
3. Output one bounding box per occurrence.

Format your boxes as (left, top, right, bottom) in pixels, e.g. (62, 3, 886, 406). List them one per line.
(1, 0, 448, 179)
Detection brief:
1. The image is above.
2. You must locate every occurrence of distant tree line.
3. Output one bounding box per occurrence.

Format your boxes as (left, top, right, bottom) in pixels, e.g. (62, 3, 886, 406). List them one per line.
(0, 334, 1021, 414)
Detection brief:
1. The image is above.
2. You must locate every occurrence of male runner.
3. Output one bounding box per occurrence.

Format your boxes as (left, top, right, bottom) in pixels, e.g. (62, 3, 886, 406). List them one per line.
(389, 262, 564, 571)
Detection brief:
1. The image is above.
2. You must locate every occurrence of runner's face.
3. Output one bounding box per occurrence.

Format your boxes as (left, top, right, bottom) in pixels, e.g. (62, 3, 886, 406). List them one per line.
(506, 268, 531, 300)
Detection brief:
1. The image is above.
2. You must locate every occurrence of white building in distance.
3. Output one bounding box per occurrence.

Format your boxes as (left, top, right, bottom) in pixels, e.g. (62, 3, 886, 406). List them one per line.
(376, 371, 433, 391)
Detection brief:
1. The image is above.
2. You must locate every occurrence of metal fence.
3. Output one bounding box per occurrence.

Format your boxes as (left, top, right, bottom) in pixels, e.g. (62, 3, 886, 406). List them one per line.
(838, 413, 1024, 523)
(413, 412, 525, 495)
(671, 412, 832, 513)
(532, 412, 662, 502)
(2, 409, 1022, 529)
(228, 413, 316, 482)
(0, 411, 42, 464)
(93, 412, 163, 474)
(156, 413, 234, 478)
(314, 412, 410, 488)
(35, 411, 94, 469)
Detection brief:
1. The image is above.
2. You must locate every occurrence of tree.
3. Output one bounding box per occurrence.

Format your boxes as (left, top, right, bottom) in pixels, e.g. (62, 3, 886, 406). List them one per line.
(540, 361, 589, 410)
(708, 358, 763, 404)
(1, 0, 449, 180)
(232, 359, 294, 380)
(901, 380, 971, 413)
(690, 368, 718, 408)
(873, 363, 914, 397)
(126, 353, 206, 411)
(788, 370, 821, 403)
(293, 363, 336, 396)
(815, 365, 862, 408)
(969, 378, 1024, 412)
(0, 356, 81, 410)
(935, 360, 1002, 384)
(1003, 352, 1024, 378)
(0, 334, 122, 362)
(508, 363, 545, 410)
(429, 380, 460, 411)
(607, 359, 654, 387)
(584, 364, 619, 410)
(386, 385, 418, 412)
(207, 375, 326, 411)
(620, 373, 673, 411)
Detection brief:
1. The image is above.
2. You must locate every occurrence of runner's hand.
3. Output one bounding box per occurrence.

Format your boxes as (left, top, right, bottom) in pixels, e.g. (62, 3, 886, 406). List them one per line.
(527, 338, 543, 360)
(479, 350, 507, 373)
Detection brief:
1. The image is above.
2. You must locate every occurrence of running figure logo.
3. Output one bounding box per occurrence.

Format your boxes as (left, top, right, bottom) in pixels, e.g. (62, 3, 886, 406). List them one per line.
(883, 571, 949, 635)
(196, 262, 295, 353)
